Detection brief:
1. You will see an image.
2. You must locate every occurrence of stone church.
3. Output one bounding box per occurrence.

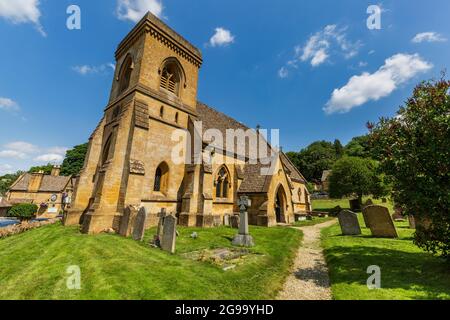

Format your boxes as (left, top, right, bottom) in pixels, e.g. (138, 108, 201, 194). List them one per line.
(64, 12, 311, 234)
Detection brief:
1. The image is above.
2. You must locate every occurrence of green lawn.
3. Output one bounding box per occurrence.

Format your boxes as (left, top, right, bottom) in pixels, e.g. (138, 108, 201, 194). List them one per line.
(313, 197, 394, 213)
(294, 217, 335, 227)
(0, 223, 302, 300)
(322, 215, 450, 300)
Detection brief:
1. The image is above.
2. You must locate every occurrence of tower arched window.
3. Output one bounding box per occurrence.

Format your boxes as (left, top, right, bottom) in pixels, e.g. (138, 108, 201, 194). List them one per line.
(101, 134, 114, 165)
(154, 162, 169, 193)
(118, 56, 133, 94)
(215, 166, 230, 198)
(160, 60, 182, 96)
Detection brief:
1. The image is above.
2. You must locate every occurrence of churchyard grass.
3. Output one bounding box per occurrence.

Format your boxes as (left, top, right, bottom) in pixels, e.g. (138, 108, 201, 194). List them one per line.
(322, 214, 450, 300)
(0, 223, 302, 300)
(294, 216, 335, 227)
(313, 197, 394, 213)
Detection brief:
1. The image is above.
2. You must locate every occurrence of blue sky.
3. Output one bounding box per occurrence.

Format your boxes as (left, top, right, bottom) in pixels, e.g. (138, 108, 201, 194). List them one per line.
(0, 0, 449, 175)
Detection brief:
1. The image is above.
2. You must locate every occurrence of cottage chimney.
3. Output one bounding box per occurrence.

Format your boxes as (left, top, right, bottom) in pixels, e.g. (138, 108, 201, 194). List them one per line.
(28, 171, 44, 193)
(51, 165, 61, 176)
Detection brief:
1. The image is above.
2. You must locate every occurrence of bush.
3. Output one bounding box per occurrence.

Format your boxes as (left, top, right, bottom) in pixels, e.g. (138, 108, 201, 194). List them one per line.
(7, 204, 38, 220)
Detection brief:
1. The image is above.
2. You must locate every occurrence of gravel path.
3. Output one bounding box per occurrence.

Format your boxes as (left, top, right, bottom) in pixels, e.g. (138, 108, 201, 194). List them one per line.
(277, 219, 337, 300)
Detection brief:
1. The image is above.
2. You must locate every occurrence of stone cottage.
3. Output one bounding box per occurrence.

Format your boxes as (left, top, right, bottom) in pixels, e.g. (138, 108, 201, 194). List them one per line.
(64, 12, 311, 234)
(7, 166, 74, 217)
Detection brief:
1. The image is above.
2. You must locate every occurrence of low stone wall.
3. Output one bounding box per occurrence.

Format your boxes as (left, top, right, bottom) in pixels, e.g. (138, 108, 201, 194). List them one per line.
(0, 218, 61, 239)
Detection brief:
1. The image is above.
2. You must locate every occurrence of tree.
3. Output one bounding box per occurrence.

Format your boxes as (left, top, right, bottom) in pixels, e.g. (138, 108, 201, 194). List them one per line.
(0, 171, 24, 196)
(334, 139, 344, 158)
(369, 77, 450, 260)
(344, 135, 372, 158)
(29, 164, 53, 174)
(287, 141, 337, 181)
(61, 143, 88, 176)
(328, 156, 388, 202)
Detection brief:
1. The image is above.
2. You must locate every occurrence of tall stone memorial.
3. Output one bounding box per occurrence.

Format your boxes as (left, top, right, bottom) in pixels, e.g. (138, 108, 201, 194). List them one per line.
(119, 205, 138, 237)
(338, 210, 361, 235)
(161, 215, 177, 254)
(363, 205, 398, 238)
(132, 207, 148, 241)
(232, 196, 254, 247)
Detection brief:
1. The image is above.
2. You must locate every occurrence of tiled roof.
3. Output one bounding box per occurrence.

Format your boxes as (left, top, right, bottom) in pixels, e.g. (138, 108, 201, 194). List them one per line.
(9, 174, 72, 193)
(197, 101, 308, 193)
(0, 197, 12, 208)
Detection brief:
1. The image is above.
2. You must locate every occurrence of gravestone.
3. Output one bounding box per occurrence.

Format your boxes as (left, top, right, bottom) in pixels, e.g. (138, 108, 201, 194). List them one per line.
(161, 215, 177, 254)
(349, 199, 362, 212)
(363, 205, 398, 238)
(232, 196, 254, 247)
(337, 210, 361, 235)
(361, 200, 373, 228)
(230, 214, 240, 229)
(223, 214, 231, 227)
(119, 206, 138, 237)
(132, 207, 148, 241)
(408, 215, 416, 229)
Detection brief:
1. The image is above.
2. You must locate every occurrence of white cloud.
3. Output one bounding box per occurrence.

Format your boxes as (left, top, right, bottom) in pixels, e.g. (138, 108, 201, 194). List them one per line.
(72, 63, 115, 75)
(0, 0, 45, 36)
(47, 147, 68, 156)
(5, 141, 39, 154)
(412, 32, 447, 43)
(116, 0, 163, 22)
(299, 24, 361, 67)
(0, 150, 27, 159)
(0, 164, 13, 175)
(209, 27, 235, 47)
(278, 67, 289, 79)
(0, 97, 19, 112)
(325, 53, 433, 114)
(34, 154, 64, 163)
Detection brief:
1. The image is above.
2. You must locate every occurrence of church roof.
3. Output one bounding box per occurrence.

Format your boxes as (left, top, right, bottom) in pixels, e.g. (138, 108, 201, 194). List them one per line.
(9, 174, 72, 193)
(197, 102, 308, 192)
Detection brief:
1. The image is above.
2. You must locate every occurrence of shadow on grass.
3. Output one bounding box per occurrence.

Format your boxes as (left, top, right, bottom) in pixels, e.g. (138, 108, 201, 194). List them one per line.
(325, 245, 450, 299)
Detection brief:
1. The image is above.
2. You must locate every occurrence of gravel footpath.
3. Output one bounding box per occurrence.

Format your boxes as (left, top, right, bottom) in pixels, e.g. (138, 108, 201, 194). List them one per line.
(277, 219, 337, 300)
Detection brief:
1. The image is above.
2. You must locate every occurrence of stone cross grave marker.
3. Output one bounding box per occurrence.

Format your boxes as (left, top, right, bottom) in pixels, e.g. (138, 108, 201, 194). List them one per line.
(338, 210, 361, 235)
(232, 196, 254, 247)
(161, 214, 177, 254)
(132, 207, 148, 241)
(363, 205, 398, 238)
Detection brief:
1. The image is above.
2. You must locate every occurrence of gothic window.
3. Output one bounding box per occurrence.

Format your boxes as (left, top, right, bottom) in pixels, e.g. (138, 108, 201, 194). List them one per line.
(101, 133, 114, 165)
(215, 166, 230, 198)
(118, 55, 133, 94)
(160, 61, 182, 96)
(154, 162, 169, 193)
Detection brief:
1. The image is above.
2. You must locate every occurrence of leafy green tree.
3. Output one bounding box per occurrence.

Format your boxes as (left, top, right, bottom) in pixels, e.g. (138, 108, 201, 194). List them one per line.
(287, 141, 337, 181)
(0, 171, 24, 196)
(369, 77, 450, 260)
(29, 164, 53, 174)
(61, 143, 88, 176)
(344, 135, 371, 158)
(328, 156, 388, 203)
(334, 139, 344, 158)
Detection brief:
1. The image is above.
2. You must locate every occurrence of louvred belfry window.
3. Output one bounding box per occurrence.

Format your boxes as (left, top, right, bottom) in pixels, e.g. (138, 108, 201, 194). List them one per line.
(160, 64, 181, 95)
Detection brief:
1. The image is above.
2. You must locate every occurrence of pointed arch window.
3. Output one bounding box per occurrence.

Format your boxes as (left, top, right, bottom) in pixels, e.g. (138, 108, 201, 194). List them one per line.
(215, 166, 230, 198)
(118, 56, 133, 94)
(101, 133, 114, 165)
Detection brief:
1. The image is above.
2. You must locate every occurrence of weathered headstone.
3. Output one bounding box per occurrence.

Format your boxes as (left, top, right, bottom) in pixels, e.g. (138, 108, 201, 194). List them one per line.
(161, 214, 177, 254)
(232, 196, 254, 247)
(157, 208, 167, 238)
(119, 205, 138, 237)
(132, 207, 148, 241)
(408, 215, 416, 229)
(363, 205, 398, 238)
(230, 214, 240, 228)
(223, 214, 231, 227)
(338, 210, 361, 235)
(361, 200, 373, 228)
(349, 199, 362, 212)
